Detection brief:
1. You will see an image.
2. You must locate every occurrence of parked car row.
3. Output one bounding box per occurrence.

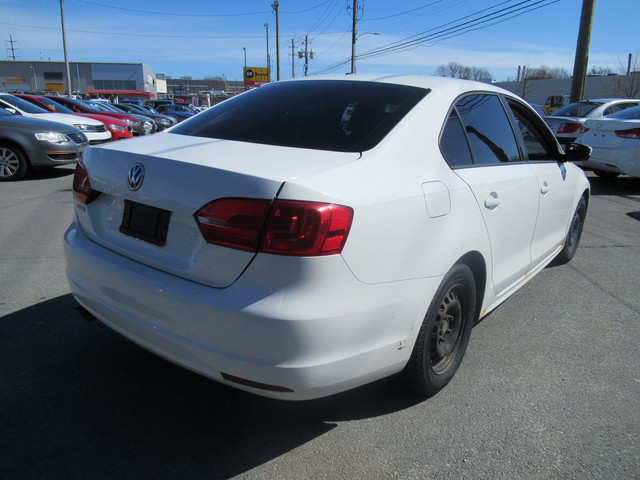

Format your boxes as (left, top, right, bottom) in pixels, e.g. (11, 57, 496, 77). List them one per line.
(0, 91, 195, 181)
(541, 98, 640, 178)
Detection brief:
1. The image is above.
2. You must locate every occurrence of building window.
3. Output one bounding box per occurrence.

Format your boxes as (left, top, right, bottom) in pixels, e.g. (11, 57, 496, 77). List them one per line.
(44, 72, 63, 80)
(94, 80, 136, 90)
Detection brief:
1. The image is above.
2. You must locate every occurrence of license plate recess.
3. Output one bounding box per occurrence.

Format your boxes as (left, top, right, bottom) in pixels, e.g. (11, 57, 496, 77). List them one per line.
(120, 200, 171, 246)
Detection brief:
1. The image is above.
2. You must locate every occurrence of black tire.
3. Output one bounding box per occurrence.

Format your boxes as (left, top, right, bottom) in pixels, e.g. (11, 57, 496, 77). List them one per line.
(0, 142, 28, 181)
(404, 264, 476, 397)
(554, 196, 587, 265)
(593, 169, 620, 179)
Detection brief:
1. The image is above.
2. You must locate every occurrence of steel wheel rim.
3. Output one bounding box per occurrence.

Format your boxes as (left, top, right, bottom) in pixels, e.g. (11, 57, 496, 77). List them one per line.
(430, 284, 465, 375)
(0, 148, 20, 178)
(568, 207, 583, 251)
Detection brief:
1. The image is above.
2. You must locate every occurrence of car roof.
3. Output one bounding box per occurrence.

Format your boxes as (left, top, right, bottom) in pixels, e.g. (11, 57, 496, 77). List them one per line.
(574, 98, 638, 104)
(281, 74, 508, 96)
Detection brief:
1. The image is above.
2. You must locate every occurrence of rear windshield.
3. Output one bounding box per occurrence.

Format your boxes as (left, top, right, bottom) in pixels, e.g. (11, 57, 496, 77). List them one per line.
(552, 102, 602, 117)
(171, 80, 429, 152)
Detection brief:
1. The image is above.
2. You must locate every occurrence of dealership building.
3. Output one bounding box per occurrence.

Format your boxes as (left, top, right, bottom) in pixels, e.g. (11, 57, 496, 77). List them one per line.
(0, 60, 160, 98)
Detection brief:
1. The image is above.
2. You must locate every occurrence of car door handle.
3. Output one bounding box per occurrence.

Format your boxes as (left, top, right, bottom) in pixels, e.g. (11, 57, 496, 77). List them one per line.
(484, 192, 500, 210)
(540, 181, 550, 195)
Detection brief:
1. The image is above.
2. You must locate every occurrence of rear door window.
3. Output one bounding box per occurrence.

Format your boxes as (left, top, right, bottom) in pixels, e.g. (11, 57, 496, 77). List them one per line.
(454, 94, 522, 165)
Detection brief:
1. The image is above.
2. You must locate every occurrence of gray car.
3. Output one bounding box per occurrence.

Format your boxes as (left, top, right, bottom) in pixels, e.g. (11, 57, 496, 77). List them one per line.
(0, 108, 88, 181)
(112, 103, 177, 131)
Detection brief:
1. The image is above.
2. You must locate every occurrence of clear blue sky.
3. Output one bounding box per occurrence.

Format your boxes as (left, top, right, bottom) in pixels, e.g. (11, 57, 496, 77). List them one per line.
(2, 0, 639, 82)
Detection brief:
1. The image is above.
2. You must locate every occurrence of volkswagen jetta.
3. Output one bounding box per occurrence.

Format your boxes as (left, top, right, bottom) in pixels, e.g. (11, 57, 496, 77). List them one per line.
(65, 76, 591, 400)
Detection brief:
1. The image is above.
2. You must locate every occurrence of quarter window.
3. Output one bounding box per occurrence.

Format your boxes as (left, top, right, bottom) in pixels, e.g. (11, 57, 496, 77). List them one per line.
(455, 94, 521, 165)
(440, 110, 473, 167)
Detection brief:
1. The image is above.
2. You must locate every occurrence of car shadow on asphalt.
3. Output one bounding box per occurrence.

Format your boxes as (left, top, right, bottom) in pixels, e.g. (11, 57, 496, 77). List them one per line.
(22, 165, 76, 182)
(1, 294, 424, 479)
(586, 173, 640, 196)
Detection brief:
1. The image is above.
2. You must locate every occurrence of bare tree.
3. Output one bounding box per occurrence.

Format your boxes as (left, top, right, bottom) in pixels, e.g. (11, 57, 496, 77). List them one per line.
(589, 65, 613, 75)
(525, 65, 570, 80)
(435, 61, 492, 82)
(611, 53, 640, 98)
(435, 61, 464, 78)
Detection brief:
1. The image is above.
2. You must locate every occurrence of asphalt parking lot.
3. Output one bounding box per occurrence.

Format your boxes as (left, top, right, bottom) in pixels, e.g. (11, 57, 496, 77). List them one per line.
(1, 166, 638, 480)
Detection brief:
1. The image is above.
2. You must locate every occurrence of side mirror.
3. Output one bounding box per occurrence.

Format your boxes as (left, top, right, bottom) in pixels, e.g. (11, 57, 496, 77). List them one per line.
(4, 107, 20, 115)
(563, 142, 591, 162)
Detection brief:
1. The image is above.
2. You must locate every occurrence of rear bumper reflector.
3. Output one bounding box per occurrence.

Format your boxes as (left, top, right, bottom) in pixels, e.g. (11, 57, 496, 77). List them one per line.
(221, 372, 294, 392)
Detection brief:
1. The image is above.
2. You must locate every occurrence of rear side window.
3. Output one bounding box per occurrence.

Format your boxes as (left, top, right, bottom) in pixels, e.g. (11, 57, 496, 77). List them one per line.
(171, 80, 429, 152)
(608, 106, 640, 119)
(603, 102, 639, 116)
(440, 110, 473, 167)
(552, 102, 602, 117)
(454, 94, 521, 165)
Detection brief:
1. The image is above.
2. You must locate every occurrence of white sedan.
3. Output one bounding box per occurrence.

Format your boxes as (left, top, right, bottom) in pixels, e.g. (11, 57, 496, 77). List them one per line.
(575, 105, 640, 178)
(64, 76, 591, 400)
(544, 98, 640, 145)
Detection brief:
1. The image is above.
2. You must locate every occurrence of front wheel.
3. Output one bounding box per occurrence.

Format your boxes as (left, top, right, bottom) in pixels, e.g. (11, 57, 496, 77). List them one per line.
(0, 142, 28, 181)
(403, 264, 476, 397)
(554, 196, 587, 265)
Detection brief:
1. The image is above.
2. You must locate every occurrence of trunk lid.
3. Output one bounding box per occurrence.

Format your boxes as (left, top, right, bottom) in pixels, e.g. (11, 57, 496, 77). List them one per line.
(582, 118, 640, 148)
(77, 133, 360, 288)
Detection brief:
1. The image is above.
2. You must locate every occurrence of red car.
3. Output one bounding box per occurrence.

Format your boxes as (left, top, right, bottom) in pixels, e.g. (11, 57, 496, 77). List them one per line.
(16, 94, 133, 141)
(45, 96, 149, 136)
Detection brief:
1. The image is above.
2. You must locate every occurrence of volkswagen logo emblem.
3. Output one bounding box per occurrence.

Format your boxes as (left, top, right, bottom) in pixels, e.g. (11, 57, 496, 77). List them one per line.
(127, 163, 145, 191)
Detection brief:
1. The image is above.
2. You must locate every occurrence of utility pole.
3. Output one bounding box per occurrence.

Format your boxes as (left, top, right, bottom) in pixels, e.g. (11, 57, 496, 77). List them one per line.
(59, 0, 73, 95)
(304, 35, 309, 77)
(271, 1, 280, 81)
(291, 38, 295, 78)
(350, 0, 357, 74)
(6, 34, 20, 60)
(570, 0, 596, 103)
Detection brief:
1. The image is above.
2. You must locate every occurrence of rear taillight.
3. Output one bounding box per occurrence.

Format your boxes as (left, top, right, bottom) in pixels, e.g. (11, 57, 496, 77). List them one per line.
(72, 162, 99, 204)
(262, 200, 353, 256)
(615, 127, 640, 139)
(195, 198, 271, 252)
(580, 125, 590, 133)
(195, 198, 353, 256)
(557, 122, 582, 134)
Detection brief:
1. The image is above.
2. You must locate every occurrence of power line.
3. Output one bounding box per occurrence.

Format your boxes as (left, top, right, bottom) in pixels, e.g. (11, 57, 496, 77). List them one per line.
(358, 0, 557, 60)
(73, 0, 335, 17)
(313, 0, 558, 75)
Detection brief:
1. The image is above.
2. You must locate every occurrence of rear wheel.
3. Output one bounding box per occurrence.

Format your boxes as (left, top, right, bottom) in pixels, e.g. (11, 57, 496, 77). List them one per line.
(554, 196, 587, 265)
(404, 264, 476, 397)
(0, 142, 28, 181)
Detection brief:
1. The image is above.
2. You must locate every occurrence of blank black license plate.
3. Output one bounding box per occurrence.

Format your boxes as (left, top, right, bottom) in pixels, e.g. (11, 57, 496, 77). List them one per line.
(120, 200, 171, 246)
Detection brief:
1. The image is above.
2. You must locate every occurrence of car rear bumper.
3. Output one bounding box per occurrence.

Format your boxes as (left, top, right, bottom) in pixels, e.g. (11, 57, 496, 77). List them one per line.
(578, 148, 640, 177)
(64, 222, 437, 400)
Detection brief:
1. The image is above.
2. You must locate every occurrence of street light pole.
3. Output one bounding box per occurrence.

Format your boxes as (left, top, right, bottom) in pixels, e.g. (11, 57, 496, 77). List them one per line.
(271, 1, 280, 81)
(351, 32, 380, 75)
(59, 0, 73, 95)
(264, 23, 270, 82)
(243, 47, 247, 68)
